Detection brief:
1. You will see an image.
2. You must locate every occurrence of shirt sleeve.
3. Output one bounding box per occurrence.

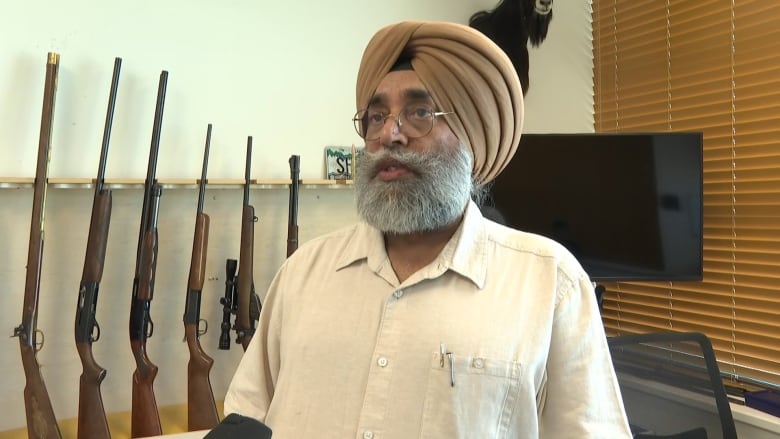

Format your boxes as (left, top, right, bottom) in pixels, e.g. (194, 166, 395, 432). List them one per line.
(223, 264, 286, 422)
(539, 266, 633, 438)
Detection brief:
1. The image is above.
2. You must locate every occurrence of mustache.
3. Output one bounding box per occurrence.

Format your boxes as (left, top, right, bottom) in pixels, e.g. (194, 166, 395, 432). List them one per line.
(361, 149, 428, 178)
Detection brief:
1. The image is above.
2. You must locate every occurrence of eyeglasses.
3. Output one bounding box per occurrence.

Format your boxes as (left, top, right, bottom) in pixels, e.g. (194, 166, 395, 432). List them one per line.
(353, 104, 453, 141)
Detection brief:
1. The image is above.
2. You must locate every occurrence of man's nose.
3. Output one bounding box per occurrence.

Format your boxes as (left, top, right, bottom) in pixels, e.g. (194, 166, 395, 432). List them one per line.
(378, 114, 406, 145)
(382, 114, 401, 133)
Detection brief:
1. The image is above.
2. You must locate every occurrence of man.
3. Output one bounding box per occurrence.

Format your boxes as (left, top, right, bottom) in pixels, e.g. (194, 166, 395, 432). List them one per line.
(224, 21, 631, 438)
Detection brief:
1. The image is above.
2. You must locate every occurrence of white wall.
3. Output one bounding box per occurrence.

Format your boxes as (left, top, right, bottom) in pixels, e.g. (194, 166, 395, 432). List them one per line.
(524, 0, 596, 133)
(0, 0, 595, 433)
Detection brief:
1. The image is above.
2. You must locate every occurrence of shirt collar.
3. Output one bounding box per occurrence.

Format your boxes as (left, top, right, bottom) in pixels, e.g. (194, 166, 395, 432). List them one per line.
(335, 200, 489, 289)
(444, 199, 488, 288)
(335, 220, 386, 272)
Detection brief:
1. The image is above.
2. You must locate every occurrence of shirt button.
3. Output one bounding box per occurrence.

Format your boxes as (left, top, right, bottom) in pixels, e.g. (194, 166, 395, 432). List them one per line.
(377, 356, 389, 367)
(473, 358, 485, 369)
(393, 289, 404, 299)
(363, 431, 374, 439)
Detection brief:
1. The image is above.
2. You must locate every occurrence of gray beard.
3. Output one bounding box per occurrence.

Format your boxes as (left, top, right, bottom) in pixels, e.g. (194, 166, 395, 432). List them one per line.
(355, 144, 474, 234)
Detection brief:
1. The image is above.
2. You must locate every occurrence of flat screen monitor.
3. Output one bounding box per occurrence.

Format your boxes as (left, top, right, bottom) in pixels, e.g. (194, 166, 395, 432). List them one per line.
(486, 132, 703, 281)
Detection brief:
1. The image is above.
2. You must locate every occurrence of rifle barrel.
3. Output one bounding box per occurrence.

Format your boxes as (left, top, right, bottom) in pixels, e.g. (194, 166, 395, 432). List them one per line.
(287, 155, 300, 257)
(243, 136, 252, 205)
(197, 124, 212, 214)
(95, 57, 122, 192)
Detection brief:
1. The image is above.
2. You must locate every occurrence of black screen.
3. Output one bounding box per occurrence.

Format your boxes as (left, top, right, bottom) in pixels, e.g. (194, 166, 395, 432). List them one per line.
(486, 132, 703, 281)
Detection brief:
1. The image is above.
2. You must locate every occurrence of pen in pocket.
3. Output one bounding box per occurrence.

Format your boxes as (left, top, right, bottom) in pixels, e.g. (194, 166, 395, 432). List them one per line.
(447, 352, 455, 387)
(439, 342, 455, 387)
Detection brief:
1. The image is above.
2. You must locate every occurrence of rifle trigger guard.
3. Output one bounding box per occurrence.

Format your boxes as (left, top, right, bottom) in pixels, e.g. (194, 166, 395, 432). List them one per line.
(198, 318, 208, 336)
(146, 319, 154, 338)
(253, 215, 258, 223)
(34, 329, 45, 353)
(92, 321, 101, 342)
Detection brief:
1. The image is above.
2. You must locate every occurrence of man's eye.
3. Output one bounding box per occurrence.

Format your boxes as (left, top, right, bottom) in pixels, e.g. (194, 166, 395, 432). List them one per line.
(366, 112, 385, 124)
(407, 106, 433, 120)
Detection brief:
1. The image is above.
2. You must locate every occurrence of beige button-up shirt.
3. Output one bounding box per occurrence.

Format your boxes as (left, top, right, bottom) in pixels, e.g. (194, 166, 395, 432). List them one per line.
(224, 201, 631, 438)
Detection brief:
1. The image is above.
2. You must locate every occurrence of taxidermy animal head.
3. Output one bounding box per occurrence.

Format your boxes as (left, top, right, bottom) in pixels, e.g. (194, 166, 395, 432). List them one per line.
(469, 0, 554, 95)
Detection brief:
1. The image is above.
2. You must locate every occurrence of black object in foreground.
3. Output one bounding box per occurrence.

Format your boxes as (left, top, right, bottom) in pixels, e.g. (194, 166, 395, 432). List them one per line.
(204, 414, 272, 439)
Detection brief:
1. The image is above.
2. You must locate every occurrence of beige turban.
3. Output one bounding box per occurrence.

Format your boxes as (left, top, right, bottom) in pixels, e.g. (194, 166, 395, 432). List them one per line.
(356, 21, 524, 184)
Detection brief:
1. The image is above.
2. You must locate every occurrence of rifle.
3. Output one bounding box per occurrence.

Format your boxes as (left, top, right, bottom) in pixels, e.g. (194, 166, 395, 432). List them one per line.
(286, 155, 300, 257)
(235, 136, 261, 351)
(74, 56, 121, 439)
(183, 123, 219, 431)
(13, 51, 62, 439)
(129, 70, 167, 438)
(218, 259, 238, 351)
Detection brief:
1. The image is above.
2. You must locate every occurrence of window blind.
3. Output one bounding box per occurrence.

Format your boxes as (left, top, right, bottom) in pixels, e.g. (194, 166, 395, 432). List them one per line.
(592, 0, 780, 388)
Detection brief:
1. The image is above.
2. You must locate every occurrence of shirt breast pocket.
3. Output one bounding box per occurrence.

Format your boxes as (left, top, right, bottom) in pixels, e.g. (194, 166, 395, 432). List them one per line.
(420, 352, 522, 439)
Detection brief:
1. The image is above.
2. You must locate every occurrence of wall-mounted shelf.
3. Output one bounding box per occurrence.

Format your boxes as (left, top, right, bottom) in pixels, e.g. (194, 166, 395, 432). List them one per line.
(0, 177, 354, 190)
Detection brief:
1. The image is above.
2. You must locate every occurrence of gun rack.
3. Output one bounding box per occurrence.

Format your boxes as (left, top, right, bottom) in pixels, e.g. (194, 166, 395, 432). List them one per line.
(0, 177, 353, 190)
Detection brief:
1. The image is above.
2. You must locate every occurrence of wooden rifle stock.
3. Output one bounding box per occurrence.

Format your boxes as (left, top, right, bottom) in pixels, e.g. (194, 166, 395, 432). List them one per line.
(236, 136, 260, 351)
(129, 70, 167, 438)
(75, 194, 111, 439)
(76, 341, 108, 439)
(183, 124, 219, 431)
(130, 337, 159, 438)
(13, 52, 62, 439)
(286, 155, 300, 257)
(74, 56, 121, 439)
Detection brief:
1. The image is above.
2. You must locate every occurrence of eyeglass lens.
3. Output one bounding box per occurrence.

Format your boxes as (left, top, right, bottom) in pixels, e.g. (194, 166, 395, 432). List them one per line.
(354, 105, 437, 140)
